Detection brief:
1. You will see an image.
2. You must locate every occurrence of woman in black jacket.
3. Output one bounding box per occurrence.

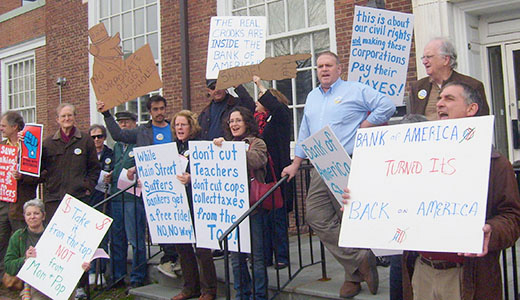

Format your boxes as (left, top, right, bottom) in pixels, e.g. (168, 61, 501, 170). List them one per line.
(253, 76, 292, 269)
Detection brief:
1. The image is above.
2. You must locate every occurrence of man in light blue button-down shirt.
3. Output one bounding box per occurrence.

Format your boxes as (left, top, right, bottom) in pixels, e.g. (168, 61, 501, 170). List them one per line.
(282, 51, 395, 298)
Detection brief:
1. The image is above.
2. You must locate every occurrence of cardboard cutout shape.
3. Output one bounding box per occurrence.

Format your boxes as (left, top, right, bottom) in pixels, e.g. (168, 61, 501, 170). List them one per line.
(215, 53, 311, 90)
(89, 23, 162, 111)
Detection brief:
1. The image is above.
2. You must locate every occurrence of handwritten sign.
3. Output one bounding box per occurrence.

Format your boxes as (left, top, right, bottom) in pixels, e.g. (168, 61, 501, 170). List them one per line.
(17, 195, 112, 300)
(339, 116, 494, 253)
(347, 6, 414, 106)
(133, 143, 195, 244)
(206, 16, 266, 79)
(0, 144, 17, 203)
(301, 126, 351, 206)
(89, 23, 162, 112)
(189, 141, 251, 252)
(215, 53, 312, 90)
(19, 124, 43, 177)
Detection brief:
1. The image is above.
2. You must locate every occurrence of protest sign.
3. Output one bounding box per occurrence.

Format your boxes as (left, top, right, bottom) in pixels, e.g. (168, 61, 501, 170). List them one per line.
(133, 143, 195, 244)
(347, 6, 414, 106)
(117, 168, 142, 197)
(17, 195, 112, 300)
(206, 16, 266, 79)
(189, 141, 251, 252)
(20, 124, 43, 177)
(89, 23, 162, 112)
(215, 53, 311, 90)
(300, 126, 351, 206)
(0, 144, 17, 203)
(339, 116, 494, 253)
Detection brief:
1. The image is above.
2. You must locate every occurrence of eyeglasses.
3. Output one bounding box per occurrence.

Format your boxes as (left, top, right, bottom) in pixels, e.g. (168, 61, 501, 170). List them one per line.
(91, 134, 105, 139)
(174, 123, 189, 128)
(228, 119, 244, 124)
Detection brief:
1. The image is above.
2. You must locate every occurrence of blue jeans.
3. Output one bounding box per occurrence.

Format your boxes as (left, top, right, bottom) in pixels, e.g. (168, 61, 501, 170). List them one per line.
(389, 255, 403, 300)
(262, 207, 289, 265)
(90, 190, 110, 275)
(110, 195, 147, 285)
(231, 212, 267, 300)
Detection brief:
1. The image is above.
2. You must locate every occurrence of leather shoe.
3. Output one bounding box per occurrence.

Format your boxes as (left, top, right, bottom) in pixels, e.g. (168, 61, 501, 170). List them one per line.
(171, 291, 200, 300)
(359, 251, 379, 295)
(198, 293, 216, 300)
(339, 281, 361, 298)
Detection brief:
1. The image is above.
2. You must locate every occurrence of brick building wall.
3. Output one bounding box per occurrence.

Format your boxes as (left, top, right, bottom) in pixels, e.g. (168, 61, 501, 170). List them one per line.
(0, 0, 20, 16)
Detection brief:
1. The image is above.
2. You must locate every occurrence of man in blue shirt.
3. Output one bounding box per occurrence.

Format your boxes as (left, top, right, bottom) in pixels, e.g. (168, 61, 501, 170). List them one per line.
(282, 51, 395, 298)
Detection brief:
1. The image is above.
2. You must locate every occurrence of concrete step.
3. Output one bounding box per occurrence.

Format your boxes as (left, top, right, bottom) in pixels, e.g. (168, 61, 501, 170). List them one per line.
(130, 284, 228, 300)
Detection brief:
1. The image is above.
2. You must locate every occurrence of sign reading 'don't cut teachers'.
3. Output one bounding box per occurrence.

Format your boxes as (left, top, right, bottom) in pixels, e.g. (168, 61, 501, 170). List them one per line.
(301, 126, 352, 206)
(339, 116, 494, 253)
(17, 195, 112, 300)
(189, 141, 251, 253)
(347, 6, 414, 106)
(206, 16, 266, 79)
(133, 143, 195, 244)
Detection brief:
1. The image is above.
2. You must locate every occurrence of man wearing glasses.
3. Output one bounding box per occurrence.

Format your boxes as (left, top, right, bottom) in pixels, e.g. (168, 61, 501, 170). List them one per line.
(198, 80, 255, 140)
(409, 37, 489, 120)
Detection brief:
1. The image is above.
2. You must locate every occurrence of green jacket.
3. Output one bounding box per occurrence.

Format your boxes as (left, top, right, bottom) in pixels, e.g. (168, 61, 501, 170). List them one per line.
(109, 141, 137, 199)
(4, 227, 29, 275)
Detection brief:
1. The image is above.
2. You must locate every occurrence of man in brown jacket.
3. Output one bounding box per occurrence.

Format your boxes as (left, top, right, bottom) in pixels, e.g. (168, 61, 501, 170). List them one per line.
(41, 103, 100, 220)
(409, 38, 490, 120)
(402, 82, 520, 300)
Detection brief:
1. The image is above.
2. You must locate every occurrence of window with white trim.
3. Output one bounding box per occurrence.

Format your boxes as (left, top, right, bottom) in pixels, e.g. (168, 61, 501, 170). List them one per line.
(224, 0, 335, 140)
(96, 0, 160, 124)
(6, 56, 36, 123)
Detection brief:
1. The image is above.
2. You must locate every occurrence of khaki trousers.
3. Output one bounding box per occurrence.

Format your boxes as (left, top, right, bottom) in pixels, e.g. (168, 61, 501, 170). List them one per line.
(411, 257, 463, 300)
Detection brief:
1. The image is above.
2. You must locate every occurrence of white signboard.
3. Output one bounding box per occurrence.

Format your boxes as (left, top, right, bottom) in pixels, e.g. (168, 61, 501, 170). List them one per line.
(339, 116, 494, 253)
(301, 126, 352, 206)
(206, 16, 267, 79)
(347, 6, 414, 106)
(134, 143, 195, 244)
(189, 141, 251, 253)
(17, 195, 112, 300)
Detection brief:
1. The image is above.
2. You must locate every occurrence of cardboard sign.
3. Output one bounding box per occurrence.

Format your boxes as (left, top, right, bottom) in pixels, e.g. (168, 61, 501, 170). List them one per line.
(0, 144, 17, 203)
(89, 23, 162, 112)
(206, 16, 267, 79)
(215, 53, 312, 90)
(339, 116, 494, 253)
(347, 6, 414, 106)
(189, 141, 251, 252)
(17, 195, 112, 300)
(19, 124, 43, 177)
(133, 143, 195, 244)
(300, 126, 351, 206)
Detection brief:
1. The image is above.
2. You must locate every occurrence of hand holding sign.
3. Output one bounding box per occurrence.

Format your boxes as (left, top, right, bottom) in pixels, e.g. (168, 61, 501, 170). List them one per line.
(215, 53, 311, 90)
(24, 131, 38, 159)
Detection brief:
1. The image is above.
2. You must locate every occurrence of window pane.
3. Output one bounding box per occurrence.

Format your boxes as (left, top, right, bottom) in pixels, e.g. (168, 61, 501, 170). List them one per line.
(273, 38, 289, 56)
(140, 96, 150, 121)
(308, 0, 326, 27)
(295, 107, 304, 136)
(250, 5, 265, 16)
(296, 70, 311, 104)
(128, 99, 138, 113)
(111, 0, 120, 15)
(135, 8, 144, 35)
(123, 39, 133, 54)
(288, 0, 305, 31)
(233, 0, 246, 9)
(146, 5, 157, 32)
(101, 19, 109, 31)
(122, 12, 132, 38)
(122, 0, 131, 12)
(232, 9, 247, 16)
(100, 0, 109, 17)
(268, 1, 285, 35)
(147, 33, 158, 59)
(313, 30, 330, 56)
(135, 36, 145, 50)
(134, 0, 144, 7)
(146, 0, 155, 4)
(250, 0, 263, 4)
(110, 16, 121, 36)
(266, 42, 272, 57)
(293, 34, 311, 67)
(276, 79, 293, 105)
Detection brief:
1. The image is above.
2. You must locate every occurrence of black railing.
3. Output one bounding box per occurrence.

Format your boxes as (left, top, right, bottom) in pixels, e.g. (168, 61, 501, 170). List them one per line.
(503, 168, 520, 300)
(218, 163, 328, 300)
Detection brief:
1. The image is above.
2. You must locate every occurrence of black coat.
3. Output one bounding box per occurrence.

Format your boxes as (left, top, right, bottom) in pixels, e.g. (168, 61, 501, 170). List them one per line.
(258, 90, 293, 209)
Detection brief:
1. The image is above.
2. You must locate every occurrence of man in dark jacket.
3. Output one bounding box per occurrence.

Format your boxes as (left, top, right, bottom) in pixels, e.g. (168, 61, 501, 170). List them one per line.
(41, 103, 100, 220)
(403, 82, 520, 300)
(409, 38, 490, 120)
(198, 80, 255, 140)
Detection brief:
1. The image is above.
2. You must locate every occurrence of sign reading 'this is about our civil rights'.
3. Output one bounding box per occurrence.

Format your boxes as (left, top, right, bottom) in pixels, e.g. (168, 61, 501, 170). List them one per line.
(347, 6, 414, 106)
(339, 116, 494, 254)
(206, 16, 266, 79)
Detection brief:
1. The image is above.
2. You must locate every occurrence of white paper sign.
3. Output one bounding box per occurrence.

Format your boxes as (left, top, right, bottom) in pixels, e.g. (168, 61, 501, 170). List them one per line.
(95, 170, 110, 192)
(339, 116, 494, 253)
(189, 141, 251, 252)
(117, 168, 142, 196)
(347, 6, 414, 106)
(17, 195, 112, 300)
(133, 143, 195, 244)
(206, 16, 267, 79)
(301, 126, 352, 205)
